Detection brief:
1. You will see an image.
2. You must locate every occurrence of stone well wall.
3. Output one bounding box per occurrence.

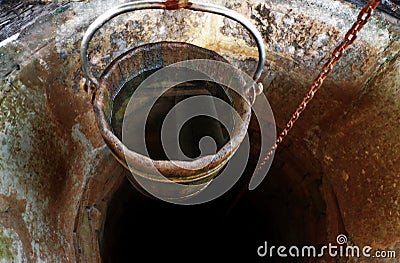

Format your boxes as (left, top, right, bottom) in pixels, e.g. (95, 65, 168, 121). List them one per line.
(0, 0, 399, 262)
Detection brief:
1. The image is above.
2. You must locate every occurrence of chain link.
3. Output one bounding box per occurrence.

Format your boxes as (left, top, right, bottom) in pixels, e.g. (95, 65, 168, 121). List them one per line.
(256, 0, 382, 173)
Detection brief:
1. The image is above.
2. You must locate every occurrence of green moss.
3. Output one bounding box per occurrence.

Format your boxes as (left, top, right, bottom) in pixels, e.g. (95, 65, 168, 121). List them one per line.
(390, 34, 400, 43)
(0, 229, 14, 260)
(375, 19, 389, 30)
(55, 5, 70, 14)
(113, 96, 129, 122)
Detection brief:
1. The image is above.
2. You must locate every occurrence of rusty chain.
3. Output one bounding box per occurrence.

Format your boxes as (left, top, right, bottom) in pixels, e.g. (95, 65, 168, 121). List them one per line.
(256, 0, 382, 173)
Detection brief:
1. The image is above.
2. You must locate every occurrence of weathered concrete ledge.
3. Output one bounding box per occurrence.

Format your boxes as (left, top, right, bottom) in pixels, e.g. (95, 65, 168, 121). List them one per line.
(0, 0, 399, 261)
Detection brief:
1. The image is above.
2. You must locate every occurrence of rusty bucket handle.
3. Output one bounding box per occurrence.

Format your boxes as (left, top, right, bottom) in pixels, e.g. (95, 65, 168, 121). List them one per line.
(81, 0, 266, 88)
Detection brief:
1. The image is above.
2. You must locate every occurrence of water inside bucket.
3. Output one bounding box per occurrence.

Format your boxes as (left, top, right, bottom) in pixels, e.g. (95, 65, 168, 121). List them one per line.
(111, 68, 234, 161)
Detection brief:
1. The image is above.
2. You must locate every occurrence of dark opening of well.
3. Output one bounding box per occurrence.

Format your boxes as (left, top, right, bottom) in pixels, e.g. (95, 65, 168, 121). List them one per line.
(100, 117, 331, 263)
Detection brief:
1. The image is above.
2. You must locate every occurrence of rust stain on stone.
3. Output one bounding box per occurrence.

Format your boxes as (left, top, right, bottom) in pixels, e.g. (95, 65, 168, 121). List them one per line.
(0, 195, 30, 259)
(19, 49, 92, 135)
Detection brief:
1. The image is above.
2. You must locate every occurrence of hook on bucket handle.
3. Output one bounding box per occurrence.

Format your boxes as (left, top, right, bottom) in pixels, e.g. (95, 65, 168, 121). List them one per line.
(81, 0, 266, 94)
